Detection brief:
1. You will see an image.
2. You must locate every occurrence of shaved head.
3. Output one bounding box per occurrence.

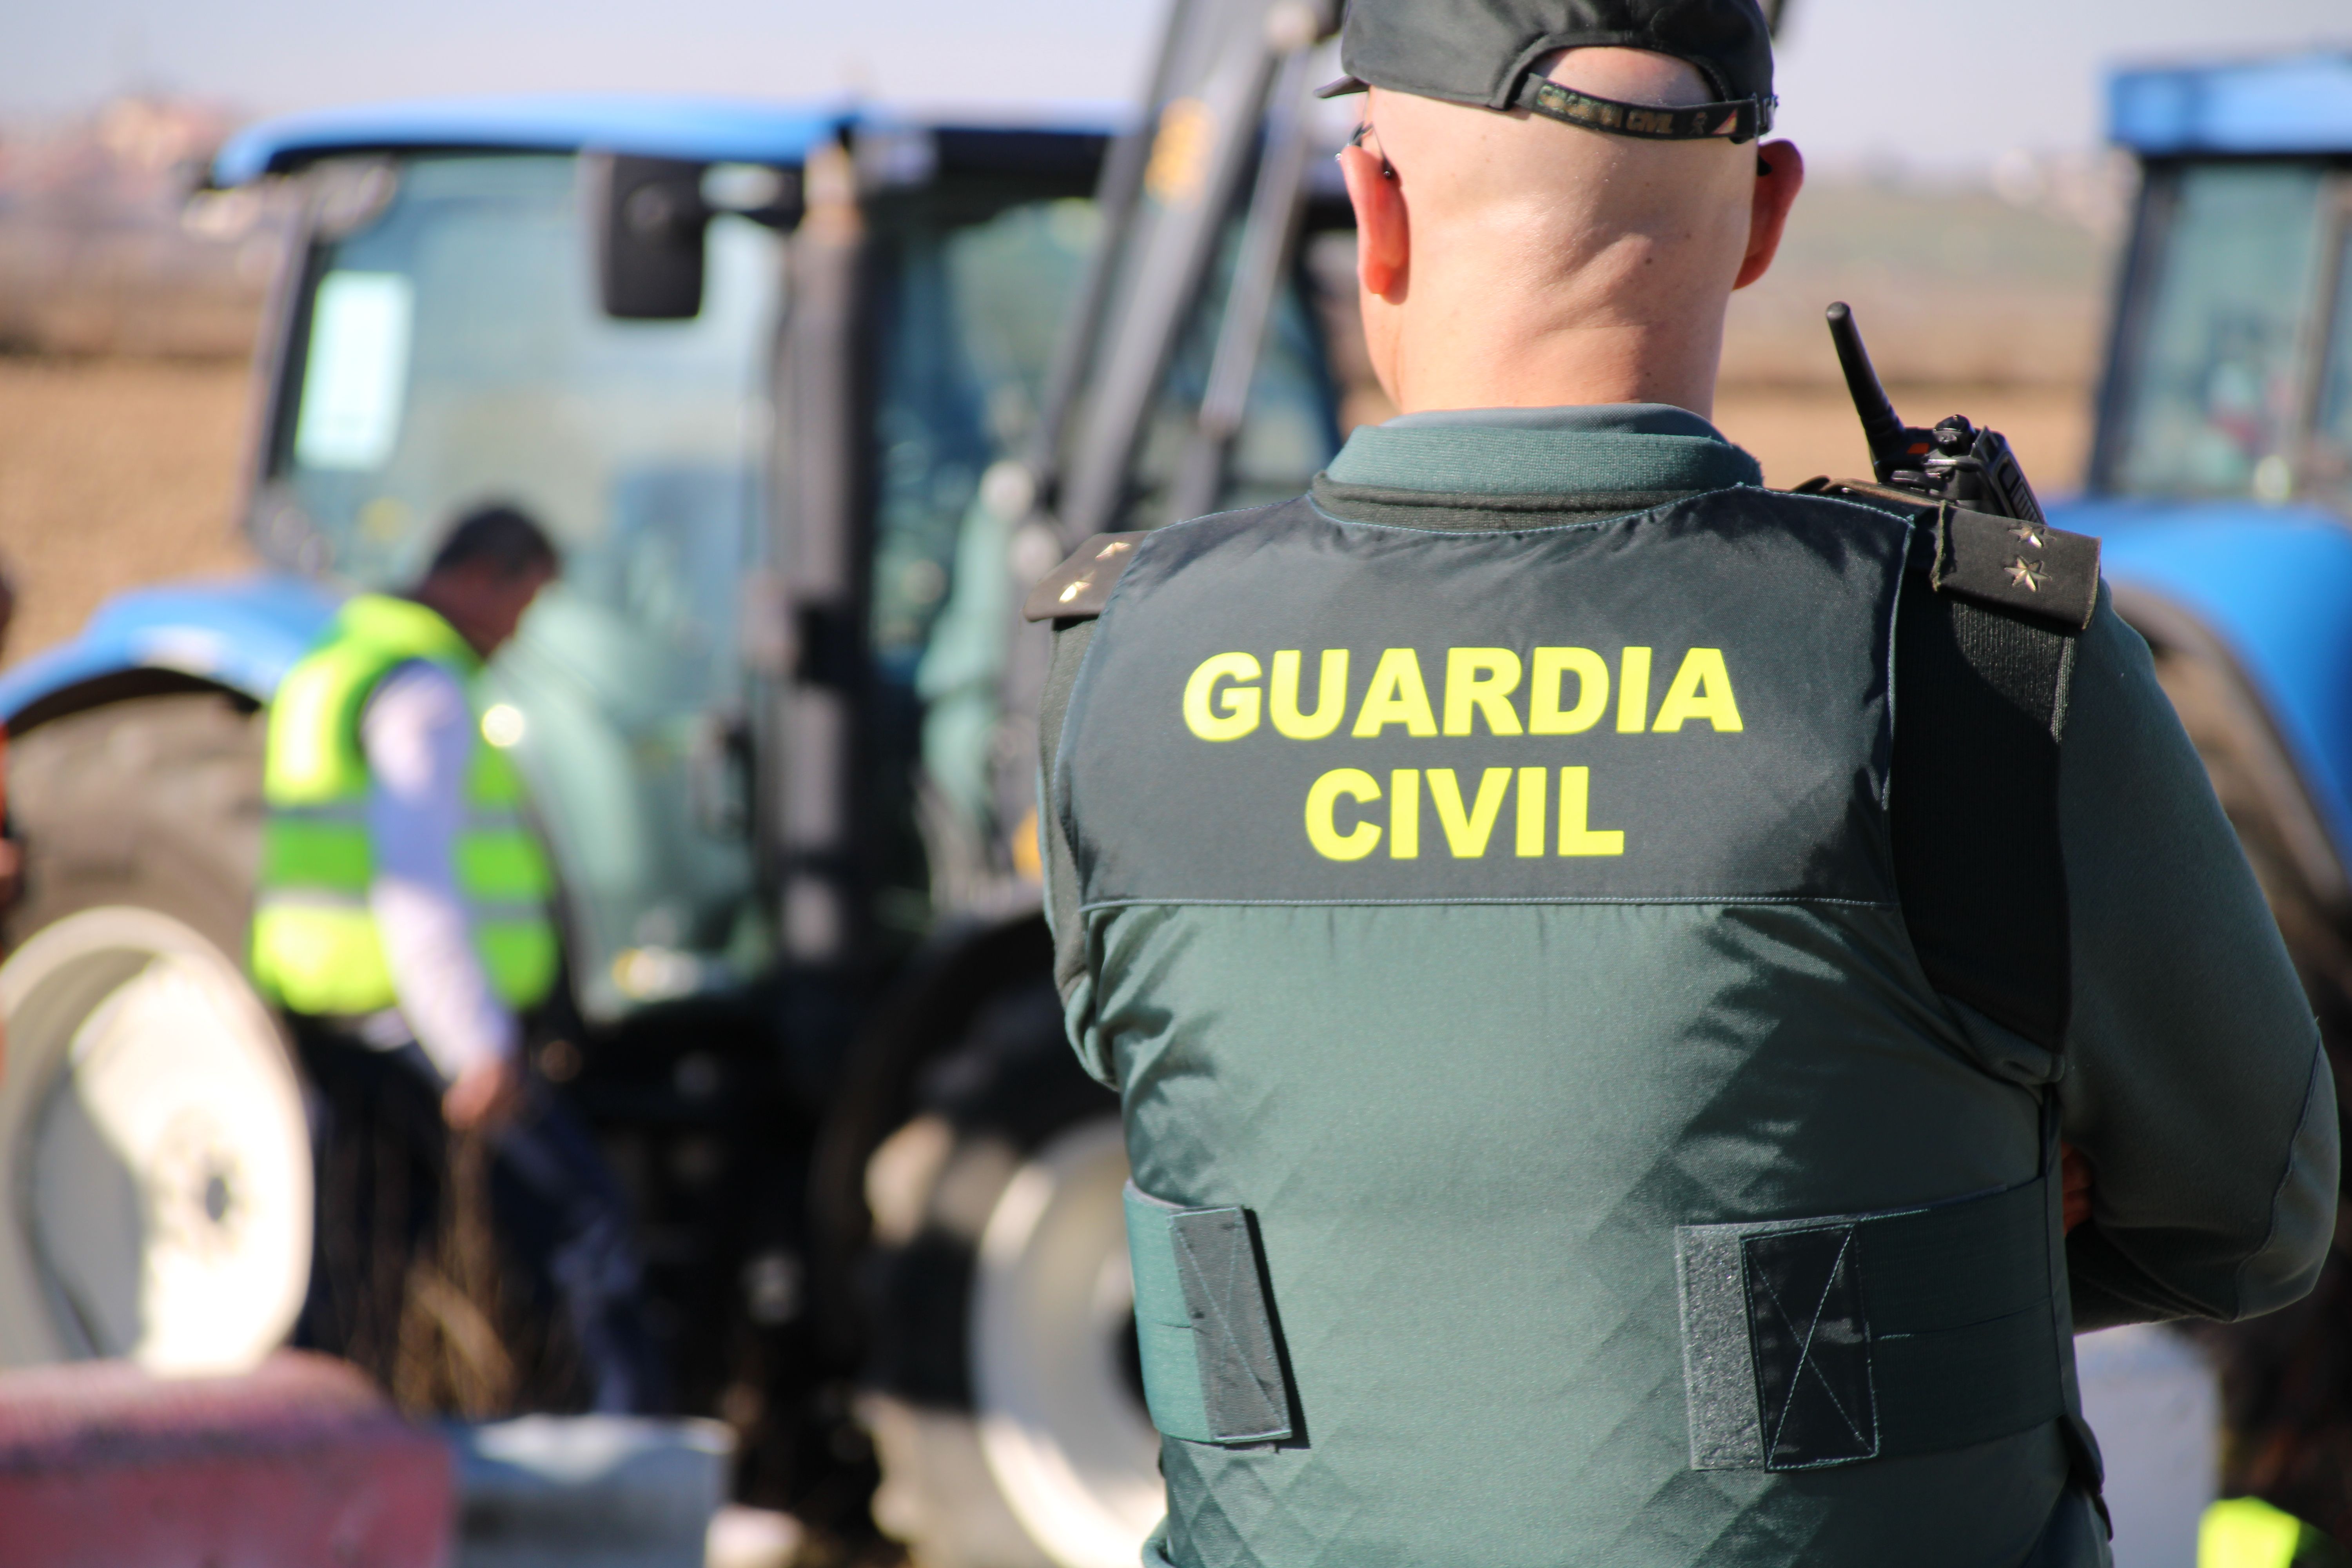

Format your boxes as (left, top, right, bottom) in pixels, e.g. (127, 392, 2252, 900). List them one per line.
(1338, 47, 1804, 417)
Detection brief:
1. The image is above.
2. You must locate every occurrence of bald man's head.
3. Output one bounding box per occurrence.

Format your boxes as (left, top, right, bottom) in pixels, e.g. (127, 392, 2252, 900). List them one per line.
(1338, 47, 1804, 416)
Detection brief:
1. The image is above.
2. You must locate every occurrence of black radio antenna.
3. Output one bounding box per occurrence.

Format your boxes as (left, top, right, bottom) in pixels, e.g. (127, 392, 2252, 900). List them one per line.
(1826, 302, 1917, 485)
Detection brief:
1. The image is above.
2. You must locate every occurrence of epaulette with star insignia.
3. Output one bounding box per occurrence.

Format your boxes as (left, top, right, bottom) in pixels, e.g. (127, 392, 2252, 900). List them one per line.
(1931, 506, 2099, 633)
(1022, 532, 1149, 623)
(1794, 479, 2100, 635)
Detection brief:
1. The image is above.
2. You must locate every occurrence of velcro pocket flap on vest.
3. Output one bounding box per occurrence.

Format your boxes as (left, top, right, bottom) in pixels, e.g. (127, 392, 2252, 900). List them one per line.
(1123, 1183, 1295, 1445)
(1675, 1176, 2060, 1472)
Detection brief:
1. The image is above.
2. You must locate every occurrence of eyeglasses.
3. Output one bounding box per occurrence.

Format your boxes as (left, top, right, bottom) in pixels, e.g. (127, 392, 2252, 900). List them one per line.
(1343, 121, 1396, 180)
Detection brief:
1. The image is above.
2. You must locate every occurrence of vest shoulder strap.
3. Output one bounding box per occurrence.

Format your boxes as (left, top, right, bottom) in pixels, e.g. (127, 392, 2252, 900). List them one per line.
(1796, 483, 2101, 631)
(1805, 481, 2098, 1053)
(1023, 532, 1150, 622)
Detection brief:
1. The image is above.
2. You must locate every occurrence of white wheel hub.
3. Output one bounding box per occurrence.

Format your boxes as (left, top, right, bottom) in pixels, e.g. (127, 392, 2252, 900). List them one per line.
(0, 906, 312, 1374)
(972, 1116, 1164, 1568)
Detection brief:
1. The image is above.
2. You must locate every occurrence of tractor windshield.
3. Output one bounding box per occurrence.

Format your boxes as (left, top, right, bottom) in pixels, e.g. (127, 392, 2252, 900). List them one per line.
(257, 152, 786, 1018)
(263, 154, 778, 689)
(2106, 162, 2335, 503)
(255, 146, 1337, 1005)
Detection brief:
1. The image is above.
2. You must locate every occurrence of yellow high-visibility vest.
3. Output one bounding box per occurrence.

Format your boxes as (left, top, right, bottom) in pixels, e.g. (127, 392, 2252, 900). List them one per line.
(250, 593, 557, 1016)
(2201, 1496, 2318, 1568)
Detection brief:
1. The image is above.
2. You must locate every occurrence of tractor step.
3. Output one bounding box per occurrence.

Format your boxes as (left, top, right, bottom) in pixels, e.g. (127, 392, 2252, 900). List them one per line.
(445, 1414, 739, 1568)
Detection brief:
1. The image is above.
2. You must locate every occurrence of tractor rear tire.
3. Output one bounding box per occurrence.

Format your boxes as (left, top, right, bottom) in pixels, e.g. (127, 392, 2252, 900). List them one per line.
(6, 691, 268, 960)
(859, 978, 1164, 1568)
(0, 691, 312, 1375)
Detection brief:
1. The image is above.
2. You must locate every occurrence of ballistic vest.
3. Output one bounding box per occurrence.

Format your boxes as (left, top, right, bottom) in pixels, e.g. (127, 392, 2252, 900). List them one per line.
(252, 594, 558, 1017)
(1052, 490, 2102, 1568)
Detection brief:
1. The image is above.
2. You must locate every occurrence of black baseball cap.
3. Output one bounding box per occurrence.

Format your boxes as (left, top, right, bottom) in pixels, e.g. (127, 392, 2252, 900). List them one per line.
(1320, 0, 1777, 145)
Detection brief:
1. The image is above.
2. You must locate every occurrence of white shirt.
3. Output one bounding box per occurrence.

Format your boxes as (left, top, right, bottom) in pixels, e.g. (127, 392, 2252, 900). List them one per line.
(360, 660, 519, 1081)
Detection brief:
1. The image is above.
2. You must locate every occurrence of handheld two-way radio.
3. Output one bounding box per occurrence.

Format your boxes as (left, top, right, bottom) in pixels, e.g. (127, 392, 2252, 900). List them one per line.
(1824, 301, 2045, 526)
(1811, 309, 2098, 1069)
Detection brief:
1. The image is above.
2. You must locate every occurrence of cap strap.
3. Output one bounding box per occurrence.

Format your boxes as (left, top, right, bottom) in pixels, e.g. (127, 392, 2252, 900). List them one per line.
(1516, 78, 1775, 145)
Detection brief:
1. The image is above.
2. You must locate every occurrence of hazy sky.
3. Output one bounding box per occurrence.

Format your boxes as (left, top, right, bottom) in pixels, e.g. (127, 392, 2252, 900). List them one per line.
(6, 0, 2349, 171)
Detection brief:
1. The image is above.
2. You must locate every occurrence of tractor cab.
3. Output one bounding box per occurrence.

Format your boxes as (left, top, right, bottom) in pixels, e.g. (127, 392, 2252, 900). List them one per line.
(2089, 55, 2352, 509)
(227, 103, 825, 1022)
(198, 95, 1341, 1021)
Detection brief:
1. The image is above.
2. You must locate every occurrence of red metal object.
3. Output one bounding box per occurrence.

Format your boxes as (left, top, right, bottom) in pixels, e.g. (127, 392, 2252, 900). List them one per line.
(0, 1351, 452, 1568)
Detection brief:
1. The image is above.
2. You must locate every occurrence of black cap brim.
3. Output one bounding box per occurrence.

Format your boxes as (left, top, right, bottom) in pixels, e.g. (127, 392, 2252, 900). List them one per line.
(1315, 75, 1369, 98)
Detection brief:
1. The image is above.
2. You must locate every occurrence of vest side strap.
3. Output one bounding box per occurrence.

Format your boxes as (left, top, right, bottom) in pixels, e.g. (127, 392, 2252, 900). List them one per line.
(1124, 1183, 1296, 1446)
(1873, 1305, 2065, 1458)
(1677, 1176, 2059, 1473)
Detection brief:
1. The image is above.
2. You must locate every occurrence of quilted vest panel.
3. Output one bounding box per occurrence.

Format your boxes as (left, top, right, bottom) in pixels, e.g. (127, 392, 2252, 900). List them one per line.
(1057, 493, 2083, 1568)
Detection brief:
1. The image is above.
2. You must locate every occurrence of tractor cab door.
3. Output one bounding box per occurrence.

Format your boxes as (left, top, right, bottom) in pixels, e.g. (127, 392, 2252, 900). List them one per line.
(252, 151, 794, 1023)
(766, 3, 1353, 982)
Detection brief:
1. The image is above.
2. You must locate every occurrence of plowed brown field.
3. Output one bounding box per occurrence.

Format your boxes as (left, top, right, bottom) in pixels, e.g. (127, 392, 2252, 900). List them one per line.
(0, 358, 2091, 670)
(0, 358, 256, 667)
(1716, 383, 2091, 495)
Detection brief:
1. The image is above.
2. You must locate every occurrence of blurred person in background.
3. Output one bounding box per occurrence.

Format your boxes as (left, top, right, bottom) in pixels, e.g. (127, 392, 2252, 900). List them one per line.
(252, 504, 659, 1414)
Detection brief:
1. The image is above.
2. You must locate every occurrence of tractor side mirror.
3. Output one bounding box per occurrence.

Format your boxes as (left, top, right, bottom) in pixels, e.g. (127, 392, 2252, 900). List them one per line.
(584, 153, 711, 321)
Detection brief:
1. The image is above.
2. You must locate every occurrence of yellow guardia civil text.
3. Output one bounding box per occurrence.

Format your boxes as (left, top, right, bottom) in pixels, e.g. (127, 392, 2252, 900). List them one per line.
(1181, 646, 1742, 862)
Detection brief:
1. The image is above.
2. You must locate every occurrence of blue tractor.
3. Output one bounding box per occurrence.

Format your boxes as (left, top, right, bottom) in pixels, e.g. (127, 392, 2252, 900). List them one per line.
(2043, 51, 2352, 1540)
(0, 1, 1367, 1559)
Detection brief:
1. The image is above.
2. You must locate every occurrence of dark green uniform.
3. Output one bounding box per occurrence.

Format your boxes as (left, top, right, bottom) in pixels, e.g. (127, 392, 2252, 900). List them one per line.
(1039, 407, 2335, 1567)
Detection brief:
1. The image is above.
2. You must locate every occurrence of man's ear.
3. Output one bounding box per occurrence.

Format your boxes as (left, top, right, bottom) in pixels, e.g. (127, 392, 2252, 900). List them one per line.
(1339, 143, 1409, 301)
(1734, 139, 1804, 291)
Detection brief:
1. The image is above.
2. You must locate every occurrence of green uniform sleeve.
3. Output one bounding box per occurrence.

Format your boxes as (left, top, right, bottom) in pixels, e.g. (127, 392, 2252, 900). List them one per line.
(2056, 587, 2339, 1330)
(1038, 617, 1116, 1089)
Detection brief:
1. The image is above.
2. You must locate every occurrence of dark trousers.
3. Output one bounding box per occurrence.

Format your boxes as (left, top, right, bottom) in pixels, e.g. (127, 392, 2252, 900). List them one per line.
(291, 1020, 663, 1415)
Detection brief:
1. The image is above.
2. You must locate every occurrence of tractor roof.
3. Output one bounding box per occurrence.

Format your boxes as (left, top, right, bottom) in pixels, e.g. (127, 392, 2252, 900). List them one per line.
(2111, 53, 2352, 158)
(210, 93, 1122, 186)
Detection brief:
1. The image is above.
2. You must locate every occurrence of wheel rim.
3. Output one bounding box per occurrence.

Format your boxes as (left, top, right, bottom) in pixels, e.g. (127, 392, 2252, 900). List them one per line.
(0, 906, 312, 1374)
(971, 1116, 1164, 1568)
